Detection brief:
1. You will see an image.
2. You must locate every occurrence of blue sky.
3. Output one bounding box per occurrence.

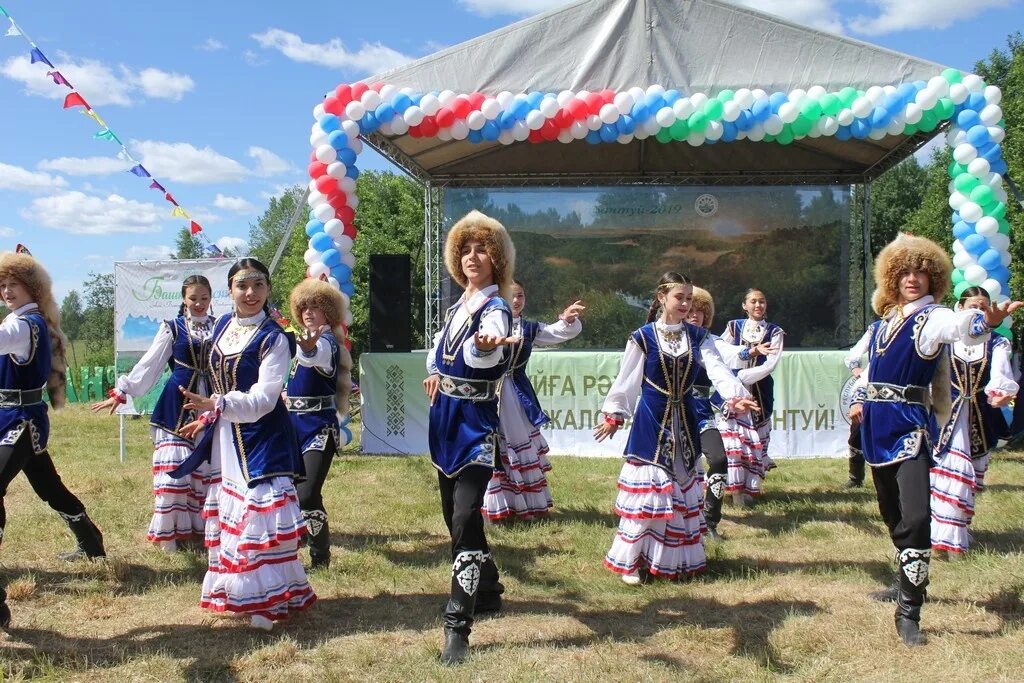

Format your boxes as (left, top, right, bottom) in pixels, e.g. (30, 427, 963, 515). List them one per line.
(0, 0, 1021, 301)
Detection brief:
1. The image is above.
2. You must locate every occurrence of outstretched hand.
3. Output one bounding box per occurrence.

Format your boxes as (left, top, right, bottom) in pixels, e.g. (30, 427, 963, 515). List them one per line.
(730, 397, 760, 415)
(297, 325, 329, 354)
(473, 333, 518, 352)
(984, 300, 1024, 329)
(179, 386, 216, 413)
(560, 300, 586, 324)
(593, 421, 618, 442)
(90, 396, 120, 415)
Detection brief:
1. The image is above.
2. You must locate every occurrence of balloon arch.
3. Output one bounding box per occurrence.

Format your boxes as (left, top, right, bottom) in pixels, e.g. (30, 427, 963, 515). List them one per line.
(304, 70, 1012, 337)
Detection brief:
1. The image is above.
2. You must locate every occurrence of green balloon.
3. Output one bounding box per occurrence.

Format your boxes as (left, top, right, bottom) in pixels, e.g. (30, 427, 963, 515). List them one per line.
(791, 116, 812, 136)
(970, 185, 996, 206)
(688, 111, 706, 131)
(942, 67, 963, 84)
(669, 119, 689, 141)
(776, 126, 794, 145)
(953, 281, 972, 299)
(987, 201, 1007, 219)
(952, 268, 966, 285)
(704, 99, 724, 120)
(764, 133, 776, 143)
(800, 99, 822, 120)
(997, 218, 1011, 234)
(935, 97, 954, 120)
(954, 173, 980, 193)
(949, 161, 968, 179)
(655, 127, 673, 143)
(717, 89, 735, 103)
(839, 87, 858, 106)
(997, 325, 1014, 341)
(920, 109, 939, 132)
(903, 124, 918, 136)
(820, 93, 841, 116)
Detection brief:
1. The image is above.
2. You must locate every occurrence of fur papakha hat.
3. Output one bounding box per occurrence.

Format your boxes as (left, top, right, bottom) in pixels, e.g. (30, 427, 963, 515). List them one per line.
(444, 210, 516, 301)
(289, 277, 348, 331)
(690, 286, 715, 330)
(871, 233, 951, 316)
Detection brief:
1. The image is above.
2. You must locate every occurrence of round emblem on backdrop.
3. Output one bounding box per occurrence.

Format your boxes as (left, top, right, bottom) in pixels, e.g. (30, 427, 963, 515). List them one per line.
(694, 193, 718, 217)
(839, 374, 859, 425)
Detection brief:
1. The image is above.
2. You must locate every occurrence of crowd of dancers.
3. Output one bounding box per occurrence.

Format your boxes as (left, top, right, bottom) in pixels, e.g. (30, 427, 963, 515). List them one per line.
(0, 214, 1018, 663)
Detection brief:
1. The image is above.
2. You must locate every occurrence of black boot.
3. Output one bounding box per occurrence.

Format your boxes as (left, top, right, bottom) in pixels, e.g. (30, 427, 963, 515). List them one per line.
(475, 553, 504, 616)
(303, 509, 331, 570)
(57, 511, 106, 561)
(703, 473, 726, 540)
(895, 591, 927, 645)
(0, 587, 10, 630)
(844, 447, 865, 488)
(893, 547, 930, 646)
(440, 550, 482, 665)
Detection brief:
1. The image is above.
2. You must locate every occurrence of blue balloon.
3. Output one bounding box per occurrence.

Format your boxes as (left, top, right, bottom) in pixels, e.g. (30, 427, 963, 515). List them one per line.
(374, 104, 394, 123)
(331, 264, 352, 281)
(410, 93, 423, 106)
(952, 220, 974, 240)
(616, 114, 636, 135)
(511, 98, 530, 119)
(328, 130, 348, 150)
(992, 159, 1009, 175)
(309, 209, 319, 221)
(481, 121, 500, 141)
(963, 233, 988, 255)
(345, 165, 359, 180)
(967, 125, 991, 147)
(851, 119, 870, 139)
(663, 89, 681, 105)
(883, 94, 903, 114)
(391, 93, 412, 112)
(979, 248, 1002, 270)
(751, 99, 771, 122)
(721, 121, 738, 142)
(897, 83, 917, 101)
(585, 130, 601, 144)
(952, 211, 961, 224)
(990, 265, 1011, 282)
(769, 92, 788, 113)
(913, 80, 928, 91)
(835, 125, 852, 141)
(310, 232, 333, 252)
(321, 248, 341, 268)
(599, 123, 618, 142)
(319, 114, 340, 133)
(735, 110, 753, 131)
(644, 93, 664, 111)
(467, 129, 483, 144)
(358, 112, 379, 134)
(527, 91, 544, 108)
(305, 220, 325, 237)
(340, 282, 355, 298)
(967, 93, 986, 111)
(871, 107, 891, 128)
(956, 110, 981, 129)
(631, 102, 650, 121)
(498, 111, 517, 130)
(705, 137, 718, 145)
(338, 148, 357, 166)
(982, 144, 1003, 164)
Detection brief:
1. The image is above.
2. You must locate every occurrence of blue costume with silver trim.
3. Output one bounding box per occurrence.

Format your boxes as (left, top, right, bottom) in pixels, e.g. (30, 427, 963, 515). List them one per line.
(506, 319, 549, 428)
(149, 316, 210, 440)
(722, 318, 782, 423)
(0, 310, 50, 454)
(287, 332, 341, 453)
(935, 334, 1011, 458)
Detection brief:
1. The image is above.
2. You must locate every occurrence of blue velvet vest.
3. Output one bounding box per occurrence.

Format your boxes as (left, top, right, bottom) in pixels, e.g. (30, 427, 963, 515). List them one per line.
(287, 332, 341, 453)
(150, 317, 209, 440)
(622, 323, 707, 472)
(0, 310, 50, 453)
(935, 335, 1011, 458)
(861, 304, 945, 467)
(690, 363, 717, 433)
(723, 318, 782, 422)
(428, 296, 512, 477)
(507, 318, 549, 428)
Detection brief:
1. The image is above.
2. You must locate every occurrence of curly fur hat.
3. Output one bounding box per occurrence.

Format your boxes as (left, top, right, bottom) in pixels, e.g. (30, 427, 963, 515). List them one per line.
(288, 277, 353, 419)
(690, 286, 715, 330)
(0, 252, 67, 408)
(872, 233, 951, 316)
(444, 210, 516, 301)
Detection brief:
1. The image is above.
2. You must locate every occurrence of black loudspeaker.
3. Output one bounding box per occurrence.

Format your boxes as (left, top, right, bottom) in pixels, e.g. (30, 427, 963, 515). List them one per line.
(369, 254, 412, 352)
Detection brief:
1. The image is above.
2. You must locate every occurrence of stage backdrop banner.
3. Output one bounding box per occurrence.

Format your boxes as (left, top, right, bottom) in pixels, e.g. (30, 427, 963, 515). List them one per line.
(113, 260, 233, 415)
(359, 349, 857, 458)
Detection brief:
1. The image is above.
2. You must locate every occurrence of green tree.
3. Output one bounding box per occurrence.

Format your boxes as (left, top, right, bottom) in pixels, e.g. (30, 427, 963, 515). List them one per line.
(852, 158, 928, 255)
(80, 272, 114, 366)
(60, 289, 84, 340)
(175, 225, 203, 259)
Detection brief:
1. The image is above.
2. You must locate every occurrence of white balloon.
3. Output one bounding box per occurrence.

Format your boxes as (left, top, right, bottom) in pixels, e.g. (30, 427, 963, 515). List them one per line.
(807, 85, 827, 100)
(614, 92, 635, 115)
(512, 120, 531, 141)
(949, 83, 969, 105)
(986, 172, 1004, 189)
(646, 84, 665, 95)
(915, 88, 938, 110)
(314, 204, 335, 222)
(480, 98, 502, 120)
(819, 116, 839, 136)
(686, 131, 706, 146)
(960, 201, 983, 223)
(633, 126, 650, 140)
(946, 127, 967, 146)
(764, 115, 784, 135)
(539, 97, 560, 118)
(953, 251, 972, 269)
(642, 117, 661, 135)
(377, 121, 393, 136)
(722, 100, 741, 122)
(982, 279, 1003, 298)
(1001, 251, 1012, 267)
(706, 120, 724, 141)
(964, 264, 988, 285)
(327, 276, 340, 290)
(350, 137, 363, 155)
(976, 216, 999, 237)
(655, 106, 676, 127)
(617, 133, 634, 144)
(326, 161, 347, 179)
(398, 87, 415, 95)
(345, 101, 365, 120)
(852, 97, 872, 118)
(887, 118, 904, 136)
(599, 103, 620, 124)
(313, 103, 326, 120)
(361, 90, 382, 111)
(310, 131, 329, 148)
(451, 120, 470, 140)
(437, 90, 457, 106)
(866, 86, 885, 104)
(466, 110, 486, 130)
(586, 114, 602, 131)
(378, 84, 398, 101)
(436, 128, 453, 142)
(734, 88, 754, 109)
(927, 76, 949, 96)
(525, 109, 546, 130)
(672, 98, 694, 119)
(837, 109, 855, 126)
(307, 189, 326, 208)
(339, 177, 357, 194)
(347, 193, 359, 210)
(980, 104, 1003, 126)
(315, 145, 338, 164)
(984, 85, 1002, 105)
(989, 126, 1005, 144)
(788, 88, 808, 104)
(746, 125, 766, 142)
(403, 105, 425, 126)
(905, 103, 923, 125)
(989, 233, 1010, 251)
(419, 94, 441, 116)
(995, 186, 1008, 203)
(496, 91, 515, 108)
(570, 120, 588, 139)
(751, 88, 768, 101)
(628, 87, 647, 103)
(342, 120, 361, 139)
(340, 252, 355, 269)
(968, 157, 991, 178)
(952, 239, 966, 254)
(778, 101, 799, 124)
(557, 90, 576, 106)
(303, 248, 319, 266)
(324, 219, 344, 239)
(343, 310, 354, 327)
(868, 127, 887, 141)
(690, 92, 708, 110)
(953, 143, 978, 165)
(309, 261, 331, 278)
(962, 74, 984, 92)
(557, 129, 574, 143)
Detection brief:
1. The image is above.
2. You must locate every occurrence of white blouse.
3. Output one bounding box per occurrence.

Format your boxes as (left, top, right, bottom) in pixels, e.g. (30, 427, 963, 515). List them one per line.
(211, 311, 292, 424)
(513, 316, 582, 347)
(729, 319, 784, 386)
(426, 284, 511, 374)
(115, 315, 212, 398)
(602, 321, 750, 418)
(0, 302, 39, 361)
(953, 336, 1019, 395)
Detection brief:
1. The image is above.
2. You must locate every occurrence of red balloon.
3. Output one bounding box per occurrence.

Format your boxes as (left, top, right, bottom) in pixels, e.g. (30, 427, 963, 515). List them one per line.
(350, 82, 369, 100)
(452, 97, 472, 118)
(599, 88, 616, 103)
(342, 223, 358, 239)
(316, 175, 338, 195)
(309, 150, 319, 162)
(335, 84, 353, 105)
(540, 119, 559, 141)
(338, 206, 356, 223)
(323, 96, 343, 116)
(436, 107, 455, 128)
(408, 124, 422, 138)
(567, 99, 588, 120)
(308, 161, 328, 179)
(585, 93, 605, 115)
(528, 129, 544, 143)
(328, 192, 348, 209)
(554, 109, 570, 128)
(370, 82, 384, 92)
(467, 92, 486, 109)
(419, 115, 439, 137)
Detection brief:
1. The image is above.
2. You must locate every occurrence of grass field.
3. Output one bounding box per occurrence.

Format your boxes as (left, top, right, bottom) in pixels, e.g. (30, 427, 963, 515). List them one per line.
(1, 405, 1023, 681)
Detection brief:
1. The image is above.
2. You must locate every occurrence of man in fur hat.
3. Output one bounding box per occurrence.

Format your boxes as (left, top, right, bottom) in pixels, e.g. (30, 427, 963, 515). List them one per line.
(423, 210, 516, 664)
(850, 233, 1020, 645)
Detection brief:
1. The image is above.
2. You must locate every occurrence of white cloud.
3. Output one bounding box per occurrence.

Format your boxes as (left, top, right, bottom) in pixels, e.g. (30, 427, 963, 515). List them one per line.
(200, 38, 227, 52)
(251, 28, 412, 73)
(21, 191, 166, 235)
(125, 245, 175, 261)
(0, 226, 16, 237)
(216, 236, 249, 254)
(727, 0, 844, 34)
(849, 0, 1010, 34)
(131, 140, 249, 184)
(243, 50, 268, 67)
(213, 194, 256, 214)
(135, 68, 195, 101)
(260, 184, 297, 201)
(249, 146, 293, 177)
(456, 0, 571, 16)
(0, 162, 67, 193)
(0, 54, 195, 106)
(37, 156, 127, 177)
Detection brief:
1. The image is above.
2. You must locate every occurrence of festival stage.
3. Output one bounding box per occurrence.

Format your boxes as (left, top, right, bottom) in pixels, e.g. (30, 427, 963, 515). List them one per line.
(359, 348, 855, 459)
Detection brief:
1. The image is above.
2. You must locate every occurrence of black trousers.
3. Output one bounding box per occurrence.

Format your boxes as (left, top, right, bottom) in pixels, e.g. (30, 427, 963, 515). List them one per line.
(848, 420, 865, 482)
(870, 451, 932, 605)
(0, 428, 86, 540)
(701, 429, 727, 527)
(296, 433, 337, 514)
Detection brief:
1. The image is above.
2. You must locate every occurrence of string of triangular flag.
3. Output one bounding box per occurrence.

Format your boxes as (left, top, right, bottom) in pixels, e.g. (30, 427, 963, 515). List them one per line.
(0, 4, 220, 256)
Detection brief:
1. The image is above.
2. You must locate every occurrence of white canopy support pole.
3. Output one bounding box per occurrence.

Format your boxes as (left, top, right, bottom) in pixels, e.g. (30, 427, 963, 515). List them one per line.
(118, 413, 126, 464)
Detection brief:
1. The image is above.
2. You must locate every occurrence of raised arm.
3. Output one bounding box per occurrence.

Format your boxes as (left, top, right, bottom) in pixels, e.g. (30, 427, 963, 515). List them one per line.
(534, 318, 583, 346)
(296, 335, 334, 373)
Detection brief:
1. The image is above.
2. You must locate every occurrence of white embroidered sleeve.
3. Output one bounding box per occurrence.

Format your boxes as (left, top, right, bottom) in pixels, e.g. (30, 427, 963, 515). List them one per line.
(920, 307, 989, 356)
(115, 323, 174, 397)
(844, 327, 873, 369)
(986, 337, 1019, 394)
(534, 318, 582, 346)
(463, 306, 510, 369)
(700, 335, 750, 400)
(737, 329, 784, 385)
(601, 338, 644, 417)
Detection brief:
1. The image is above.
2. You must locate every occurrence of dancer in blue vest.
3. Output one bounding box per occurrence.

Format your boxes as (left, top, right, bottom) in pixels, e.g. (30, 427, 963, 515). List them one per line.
(175, 258, 313, 631)
(720, 289, 784, 505)
(286, 277, 352, 570)
(483, 279, 583, 522)
(0, 249, 105, 569)
(423, 210, 516, 665)
(931, 286, 1016, 559)
(595, 272, 755, 584)
(849, 233, 1020, 645)
(92, 275, 214, 551)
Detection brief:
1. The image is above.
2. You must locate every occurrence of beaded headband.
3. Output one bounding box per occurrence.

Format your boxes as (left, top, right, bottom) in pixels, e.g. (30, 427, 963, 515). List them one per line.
(231, 269, 268, 286)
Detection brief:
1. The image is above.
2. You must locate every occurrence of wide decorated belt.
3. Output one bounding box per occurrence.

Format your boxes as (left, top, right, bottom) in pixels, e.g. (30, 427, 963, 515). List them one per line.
(865, 382, 928, 406)
(0, 386, 45, 408)
(285, 395, 337, 412)
(438, 373, 499, 401)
